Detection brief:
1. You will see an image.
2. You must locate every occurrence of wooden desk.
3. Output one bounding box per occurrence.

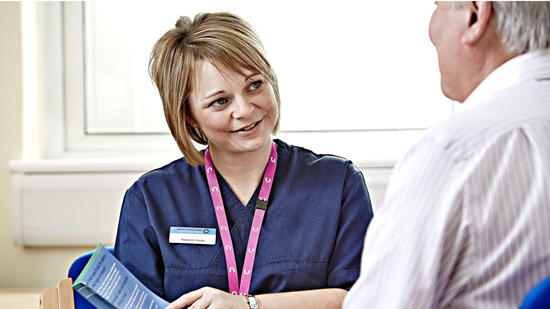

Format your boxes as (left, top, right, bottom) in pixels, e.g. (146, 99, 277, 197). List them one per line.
(0, 288, 42, 309)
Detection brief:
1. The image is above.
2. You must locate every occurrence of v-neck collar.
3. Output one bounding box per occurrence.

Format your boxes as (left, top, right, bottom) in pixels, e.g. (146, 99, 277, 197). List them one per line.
(201, 139, 285, 231)
(217, 171, 260, 229)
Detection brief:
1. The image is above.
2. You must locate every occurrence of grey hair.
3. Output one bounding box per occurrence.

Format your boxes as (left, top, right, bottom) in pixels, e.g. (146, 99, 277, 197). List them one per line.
(492, 2, 550, 53)
(448, 2, 550, 53)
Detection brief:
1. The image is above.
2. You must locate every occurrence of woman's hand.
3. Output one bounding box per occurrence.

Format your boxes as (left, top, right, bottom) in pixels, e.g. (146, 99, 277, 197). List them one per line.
(166, 287, 249, 309)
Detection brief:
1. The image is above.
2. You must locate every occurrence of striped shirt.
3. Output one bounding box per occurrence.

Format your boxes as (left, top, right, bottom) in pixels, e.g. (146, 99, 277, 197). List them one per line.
(344, 50, 550, 308)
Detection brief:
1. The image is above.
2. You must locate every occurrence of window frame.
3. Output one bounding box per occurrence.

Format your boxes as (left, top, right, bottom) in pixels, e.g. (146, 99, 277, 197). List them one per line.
(31, 2, 456, 166)
(14, 1, 460, 246)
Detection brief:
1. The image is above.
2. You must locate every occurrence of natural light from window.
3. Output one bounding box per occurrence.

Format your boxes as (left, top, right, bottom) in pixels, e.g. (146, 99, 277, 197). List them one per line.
(83, 1, 452, 135)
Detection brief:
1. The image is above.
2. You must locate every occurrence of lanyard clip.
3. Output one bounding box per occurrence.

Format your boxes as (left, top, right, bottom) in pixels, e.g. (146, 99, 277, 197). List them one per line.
(255, 199, 268, 210)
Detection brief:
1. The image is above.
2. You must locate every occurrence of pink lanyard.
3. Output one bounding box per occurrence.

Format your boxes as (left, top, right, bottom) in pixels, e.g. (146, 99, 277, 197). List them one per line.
(203, 142, 277, 296)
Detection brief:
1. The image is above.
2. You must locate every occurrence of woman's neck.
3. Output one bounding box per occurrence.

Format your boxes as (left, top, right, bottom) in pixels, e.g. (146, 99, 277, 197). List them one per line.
(208, 139, 274, 205)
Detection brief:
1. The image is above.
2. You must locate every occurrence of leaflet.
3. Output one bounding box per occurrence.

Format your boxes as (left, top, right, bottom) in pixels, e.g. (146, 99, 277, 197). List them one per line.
(72, 243, 169, 309)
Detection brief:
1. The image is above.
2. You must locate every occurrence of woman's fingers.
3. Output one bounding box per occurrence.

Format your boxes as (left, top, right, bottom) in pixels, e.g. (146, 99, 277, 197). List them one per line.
(166, 287, 205, 309)
(166, 287, 248, 309)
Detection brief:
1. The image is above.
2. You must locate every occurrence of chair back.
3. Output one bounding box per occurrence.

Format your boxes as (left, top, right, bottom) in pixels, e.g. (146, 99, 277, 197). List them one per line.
(520, 276, 550, 309)
(68, 246, 114, 309)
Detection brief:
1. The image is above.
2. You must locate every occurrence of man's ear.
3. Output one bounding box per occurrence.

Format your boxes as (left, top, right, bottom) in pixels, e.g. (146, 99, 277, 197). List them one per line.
(462, 1, 492, 45)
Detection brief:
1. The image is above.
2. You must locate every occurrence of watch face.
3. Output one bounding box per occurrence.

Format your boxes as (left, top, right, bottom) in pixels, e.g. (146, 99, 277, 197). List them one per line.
(248, 295, 259, 308)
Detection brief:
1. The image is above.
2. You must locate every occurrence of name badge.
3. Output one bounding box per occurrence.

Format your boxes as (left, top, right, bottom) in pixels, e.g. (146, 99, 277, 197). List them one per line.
(169, 226, 216, 245)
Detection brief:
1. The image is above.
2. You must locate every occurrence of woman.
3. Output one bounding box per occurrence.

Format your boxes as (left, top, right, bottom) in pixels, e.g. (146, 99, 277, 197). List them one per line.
(114, 12, 373, 309)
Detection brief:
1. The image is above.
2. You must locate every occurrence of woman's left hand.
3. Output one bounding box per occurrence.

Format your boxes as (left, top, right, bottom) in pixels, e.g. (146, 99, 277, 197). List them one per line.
(166, 287, 249, 309)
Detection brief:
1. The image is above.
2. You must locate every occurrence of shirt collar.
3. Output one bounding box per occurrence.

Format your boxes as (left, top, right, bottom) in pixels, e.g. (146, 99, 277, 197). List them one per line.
(463, 49, 550, 109)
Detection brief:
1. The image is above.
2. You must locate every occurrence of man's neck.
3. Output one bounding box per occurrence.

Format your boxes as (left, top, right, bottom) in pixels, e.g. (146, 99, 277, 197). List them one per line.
(461, 26, 519, 102)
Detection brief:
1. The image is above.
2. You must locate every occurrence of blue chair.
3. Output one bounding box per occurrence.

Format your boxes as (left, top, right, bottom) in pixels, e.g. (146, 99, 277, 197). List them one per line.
(68, 246, 114, 309)
(520, 276, 550, 309)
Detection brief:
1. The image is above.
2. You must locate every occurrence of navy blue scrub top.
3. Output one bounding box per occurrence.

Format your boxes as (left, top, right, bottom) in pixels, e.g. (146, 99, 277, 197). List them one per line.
(114, 139, 373, 301)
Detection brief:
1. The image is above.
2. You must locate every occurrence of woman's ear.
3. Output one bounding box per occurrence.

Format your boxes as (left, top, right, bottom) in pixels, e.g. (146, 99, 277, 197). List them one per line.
(185, 96, 200, 129)
(462, 1, 492, 45)
(186, 117, 198, 129)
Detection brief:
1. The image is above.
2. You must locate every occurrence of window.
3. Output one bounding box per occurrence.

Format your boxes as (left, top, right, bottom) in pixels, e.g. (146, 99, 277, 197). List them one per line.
(64, 1, 454, 163)
(13, 1, 456, 245)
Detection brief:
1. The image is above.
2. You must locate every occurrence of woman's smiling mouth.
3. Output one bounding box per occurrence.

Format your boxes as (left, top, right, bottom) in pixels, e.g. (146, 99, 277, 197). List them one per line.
(232, 119, 262, 133)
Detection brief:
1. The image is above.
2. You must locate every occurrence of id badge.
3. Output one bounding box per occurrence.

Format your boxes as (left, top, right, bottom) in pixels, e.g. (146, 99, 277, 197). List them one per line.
(169, 226, 216, 245)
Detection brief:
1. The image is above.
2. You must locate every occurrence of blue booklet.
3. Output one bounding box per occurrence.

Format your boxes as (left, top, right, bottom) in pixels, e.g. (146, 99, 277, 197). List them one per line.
(72, 243, 169, 309)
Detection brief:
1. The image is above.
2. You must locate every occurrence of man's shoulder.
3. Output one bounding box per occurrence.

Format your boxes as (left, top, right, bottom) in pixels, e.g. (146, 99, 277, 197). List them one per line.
(422, 84, 550, 162)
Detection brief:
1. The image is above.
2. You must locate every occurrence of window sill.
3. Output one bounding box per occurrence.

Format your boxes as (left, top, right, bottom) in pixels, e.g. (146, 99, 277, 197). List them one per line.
(9, 157, 177, 173)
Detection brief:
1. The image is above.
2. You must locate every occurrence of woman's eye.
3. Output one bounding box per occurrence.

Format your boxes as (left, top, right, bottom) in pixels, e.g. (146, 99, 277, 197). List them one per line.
(248, 80, 263, 91)
(210, 98, 228, 107)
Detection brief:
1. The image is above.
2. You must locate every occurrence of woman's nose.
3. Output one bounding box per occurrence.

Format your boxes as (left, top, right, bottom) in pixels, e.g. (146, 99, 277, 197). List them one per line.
(231, 96, 254, 119)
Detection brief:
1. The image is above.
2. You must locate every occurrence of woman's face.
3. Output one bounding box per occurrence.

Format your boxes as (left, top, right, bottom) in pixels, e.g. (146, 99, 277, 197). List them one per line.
(188, 60, 278, 158)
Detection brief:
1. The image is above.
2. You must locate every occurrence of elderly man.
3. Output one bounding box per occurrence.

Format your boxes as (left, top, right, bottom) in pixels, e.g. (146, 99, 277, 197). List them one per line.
(344, 2, 550, 308)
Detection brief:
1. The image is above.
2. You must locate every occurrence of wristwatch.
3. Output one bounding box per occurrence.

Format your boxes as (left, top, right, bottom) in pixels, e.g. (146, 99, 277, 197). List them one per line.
(247, 294, 259, 309)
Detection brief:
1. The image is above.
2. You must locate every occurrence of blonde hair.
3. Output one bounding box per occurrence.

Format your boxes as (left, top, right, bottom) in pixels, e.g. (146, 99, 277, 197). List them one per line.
(149, 12, 281, 166)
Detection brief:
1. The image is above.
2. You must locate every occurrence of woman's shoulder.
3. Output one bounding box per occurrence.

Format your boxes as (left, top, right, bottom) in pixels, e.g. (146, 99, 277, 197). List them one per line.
(128, 157, 202, 193)
(276, 139, 358, 174)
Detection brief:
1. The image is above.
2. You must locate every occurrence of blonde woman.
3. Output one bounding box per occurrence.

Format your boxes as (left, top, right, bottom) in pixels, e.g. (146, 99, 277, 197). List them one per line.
(114, 12, 373, 309)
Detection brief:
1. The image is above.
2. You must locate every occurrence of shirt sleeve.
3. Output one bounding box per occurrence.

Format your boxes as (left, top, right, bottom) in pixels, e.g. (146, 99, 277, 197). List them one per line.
(327, 162, 374, 290)
(114, 187, 165, 297)
(343, 138, 472, 308)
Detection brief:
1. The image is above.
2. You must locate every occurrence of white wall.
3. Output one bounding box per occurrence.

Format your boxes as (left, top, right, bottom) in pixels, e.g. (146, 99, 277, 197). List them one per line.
(0, 2, 94, 288)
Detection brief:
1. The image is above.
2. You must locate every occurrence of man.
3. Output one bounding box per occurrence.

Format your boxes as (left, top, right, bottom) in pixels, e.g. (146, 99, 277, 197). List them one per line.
(344, 2, 550, 308)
